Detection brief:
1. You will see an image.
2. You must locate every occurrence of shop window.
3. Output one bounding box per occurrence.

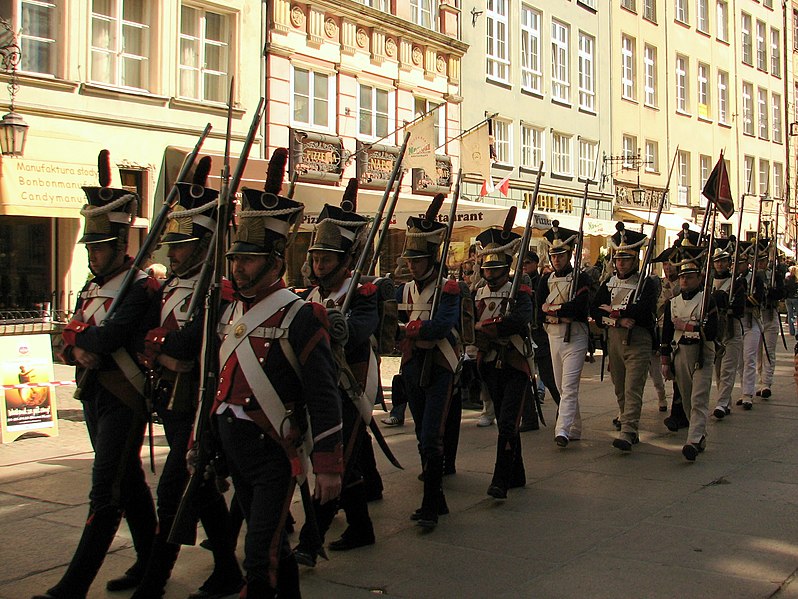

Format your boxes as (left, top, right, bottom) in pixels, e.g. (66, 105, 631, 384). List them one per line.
(0, 216, 51, 311)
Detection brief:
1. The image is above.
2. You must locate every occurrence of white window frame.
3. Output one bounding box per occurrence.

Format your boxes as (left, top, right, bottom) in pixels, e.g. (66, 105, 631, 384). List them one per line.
(179, 4, 232, 104)
(697, 62, 709, 118)
(551, 19, 570, 104)
(677, 150, 690, 205)
(744, 155, 755, 192)
(492, 118, 512, 165)
(675, 0, 687, 24)
(520, 5, 542, 94)
(91, 0, 151, 91)
(621, 35, 636, 101)
(699, 154, 712, 206)
(759, 159, 770, 195)
(741, 13, 752, 65)
(621, 0, 636, 12)
(697, 0, 708, 33)
(770, 29, 781, 77)
(578, 32, 595, 111)
(644, 140, 658, 172)
(717, 70, 729, 124)
(578, 139, 598, 180)
(486, 0, 509, 83)
(644, 0, 657, 22)
(742, 82, 753, 135)
(772, 93, 782, 143)
(622, 135, 637, 168)
(363, 0, 390, 10)
(290, 65, 334, 132)
(20, 0, 58, 76)
(773, 163, 784, 199)
(410, 0, 436, 30)
(551, 132, 573, 176)
(676, 54, 688, 113)
(358, 84, 394, 141)
(758, 87, 768, 139)
(521, 123, 545, 170)
(716, 0, 728, 42)
(644, 44, 657, 107)
(756, 20, 767, 71)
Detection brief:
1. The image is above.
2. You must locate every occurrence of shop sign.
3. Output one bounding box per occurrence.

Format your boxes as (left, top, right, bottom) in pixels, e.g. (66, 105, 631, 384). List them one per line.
(523, 191, 574, 214)
(355, 141, 400, 190)
(410, 155, 452, 196)
(289, 128, 345, 184)
(10, 159, 98, 212)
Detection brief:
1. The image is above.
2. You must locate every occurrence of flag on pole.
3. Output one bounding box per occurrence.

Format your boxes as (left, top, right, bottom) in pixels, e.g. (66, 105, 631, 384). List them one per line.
(404, 113, 437, 175)
(496, 173, 511, 196)
(460, 122, 492, 178)
(479, 176, 495, 197)
(701, 153, 734, 219)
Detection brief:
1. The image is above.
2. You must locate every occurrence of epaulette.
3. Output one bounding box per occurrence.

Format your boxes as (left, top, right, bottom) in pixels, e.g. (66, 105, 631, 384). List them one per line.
(443, 279, 460, 295)
(221, 278, 234, 302)
(310, 301, 330, 329)
(358, 282, 377, 296)
(519, 284, 533, 296)
(144, 275, 161, 294)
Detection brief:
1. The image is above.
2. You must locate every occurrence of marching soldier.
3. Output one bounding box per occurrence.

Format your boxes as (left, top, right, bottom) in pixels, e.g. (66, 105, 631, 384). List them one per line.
(473, 214, 532, 499)
(213, 155, 343, 598)
(396, 195, 461, 529)
(737, 241, 766, 410)
(538, 221, 591, 448)
(711, 237, 746, 420)
(660, 246, 718, 461)
(756, 239, 784, 399)
(293, 180, 378, 565)
(35, 152, 159, 599)
(593, 224, 657, 452)
(135, 158, 243, 599)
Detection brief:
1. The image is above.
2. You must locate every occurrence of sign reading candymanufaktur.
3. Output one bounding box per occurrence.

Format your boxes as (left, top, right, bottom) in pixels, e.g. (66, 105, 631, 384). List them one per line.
(2, 159, 99, 215)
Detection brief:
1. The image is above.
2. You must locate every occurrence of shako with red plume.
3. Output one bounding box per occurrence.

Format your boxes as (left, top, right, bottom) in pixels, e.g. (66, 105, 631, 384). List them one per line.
(475, 207, 522, 268)
(79, 150, 138, 245)
(308, 178, 369, 255)
(401, 193, 448, 260)
(163, 155, 219, 245)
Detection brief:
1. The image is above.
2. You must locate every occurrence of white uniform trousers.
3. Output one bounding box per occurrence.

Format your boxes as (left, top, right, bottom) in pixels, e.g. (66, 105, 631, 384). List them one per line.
(674, 342, 714, 445)
(740, 313, 763, 399)
(756, 307, 779, 390)
(546, 322, 588, 441)
(714, 322, 743, 410)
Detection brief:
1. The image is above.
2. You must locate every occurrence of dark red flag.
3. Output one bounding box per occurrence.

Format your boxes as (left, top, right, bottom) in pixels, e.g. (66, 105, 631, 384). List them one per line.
(702, 153, 734, 219)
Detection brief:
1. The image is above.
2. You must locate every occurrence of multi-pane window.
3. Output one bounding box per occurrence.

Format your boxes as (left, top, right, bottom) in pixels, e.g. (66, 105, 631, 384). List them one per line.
(742, 82, 753, 135)
(410, 0, 435, 30)
(794, 9, 798, 50)
(292, 67, 331, 129)
(551, 132, 572, 176)
(770, 29, 781, 77)
(520, 5, 541, 94)
(644, 0, 656, 22)
(578, 32, 595, 111)
(621, 35, 636, 101)
(414, 97, 445, 149)
(179, 5, 230, 103)
(622, 135, 637, 168)
(697, 0, 708, 33)
(758, 88, 768, 139)
(743, 155, 754, 193)
(676, 54, 688, 112)
(717, 70, 729, 124)
(741, 13, 752, 65)
(551, 19, 570, 103)
(756, 20, 767, 71)
(773, 163, 784, 199)
(91, 0, 150, 90)
(359, 85, 391, 139)
(20, 0, 58, 75)
(363, 0, 390, 10)
(699, 154, 712, 206)
(697, 63, 709, 118)
(716, 1, 728, 41)
(521, 124, 544, 169)
(621, 0, 636, 12)
(772, 93, 782, 143)
(486, 0, 509, 82)
(677, 150, 690, 204)
(492, 119, 511, 164)
(764, 0, 773, 8)
(578, 139, 598, 180)
(759, 159, 770, 195)
(675, 0, 687, 23)
(644, 45, 657, 106)
(645, 140, 658, 172)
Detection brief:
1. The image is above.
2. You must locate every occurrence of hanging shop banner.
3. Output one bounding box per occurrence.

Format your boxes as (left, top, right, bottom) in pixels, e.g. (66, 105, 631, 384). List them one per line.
(0, 334, 58, 442)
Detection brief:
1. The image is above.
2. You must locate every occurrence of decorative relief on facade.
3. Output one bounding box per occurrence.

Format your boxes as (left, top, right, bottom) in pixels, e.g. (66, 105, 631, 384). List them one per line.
(308, 7, 325, 47)
(436, 55, 446, 74)
(385, 38, 397, 58)
(371, 31, 386, 65)
(273, 0, 291, 33)
(290, 6, 305, 28)
(356, 28, 368, 49)
(341, 20, 357, 55)
(447, 56, 460, 83)
(424, 48, 436, 75)
(324, 18, 338, 39)
(399, 39, 413, 70)
(412, 47, 423, 66)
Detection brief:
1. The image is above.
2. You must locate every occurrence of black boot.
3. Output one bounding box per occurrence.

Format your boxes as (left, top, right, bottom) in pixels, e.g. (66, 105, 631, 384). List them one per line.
(487, 435, 514, 500)
(416, 454, 445, 529)
(519, 386, 540, 432)
(240, 577, 276, 599)
(43, 506, 123, 599)
(129, 514, 180, 599)
(664, 399, 690, 432)
(107, 483, 156, 591)
(275, 556, 301, 599)
(359, 435, 384, 501)
(329, 483, 375, 551)
(443, 397, 461, 475)
(508, 435, 526, 488)
(293, 496, 339, 566)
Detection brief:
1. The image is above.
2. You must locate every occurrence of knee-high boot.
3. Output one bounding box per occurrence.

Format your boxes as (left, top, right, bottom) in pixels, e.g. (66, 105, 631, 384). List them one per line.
(417, 454, 445, 529)
(108, 482, 157, 590)
(197, 493, 243, 593)
(487, 435, 515, 500)
(294, 496, 339, 560)
(509, 435, 526, 488)
(40, 506, 123, 599)
(329, 483, 375, 550)
(275, 555, 301, 599)
(129, 513, 180, 599)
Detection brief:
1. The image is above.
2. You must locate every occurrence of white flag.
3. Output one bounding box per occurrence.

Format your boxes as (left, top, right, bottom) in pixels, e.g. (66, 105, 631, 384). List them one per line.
(460, 122, 491, 178)
(403, 113, 437, 176)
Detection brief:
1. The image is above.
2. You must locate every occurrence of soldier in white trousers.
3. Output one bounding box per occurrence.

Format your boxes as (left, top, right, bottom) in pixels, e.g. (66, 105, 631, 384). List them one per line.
(736, 241, 767, 410)
(755, 244, 784, 398)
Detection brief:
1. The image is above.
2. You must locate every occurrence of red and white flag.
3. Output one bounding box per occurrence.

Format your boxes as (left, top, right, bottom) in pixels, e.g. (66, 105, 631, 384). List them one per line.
(480, 176, 495, 197)
(496, 174, 511, 196)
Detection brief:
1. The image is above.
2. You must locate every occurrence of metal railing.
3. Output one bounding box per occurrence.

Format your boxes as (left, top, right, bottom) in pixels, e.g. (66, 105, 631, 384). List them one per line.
(0, 309, 71, 335)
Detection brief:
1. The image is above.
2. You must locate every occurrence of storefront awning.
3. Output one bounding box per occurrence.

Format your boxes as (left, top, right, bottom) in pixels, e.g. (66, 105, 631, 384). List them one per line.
(510, 208, 616, 236)
(617, 208, 701, 233)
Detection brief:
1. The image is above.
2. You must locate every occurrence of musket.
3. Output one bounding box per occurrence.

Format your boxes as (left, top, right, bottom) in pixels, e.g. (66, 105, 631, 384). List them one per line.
(73, 123, 213, 402)
(695, 204, 717, 370)
(728, 193, 747, 339)
(564, 145, 600, 343)
(367, 170, 405, 276)
(772, 205, 788, 349)
(508, 164, 544, 310)
(749, 193, 766, 297)
(419, 169, 463, 387)
(286, 167, 300, 199)
(169, 93, 266, 546)
(624, 148, 678, 344)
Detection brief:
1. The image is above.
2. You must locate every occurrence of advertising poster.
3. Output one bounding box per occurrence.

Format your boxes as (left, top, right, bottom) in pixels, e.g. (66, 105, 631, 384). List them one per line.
(0, 334, 58, 442)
